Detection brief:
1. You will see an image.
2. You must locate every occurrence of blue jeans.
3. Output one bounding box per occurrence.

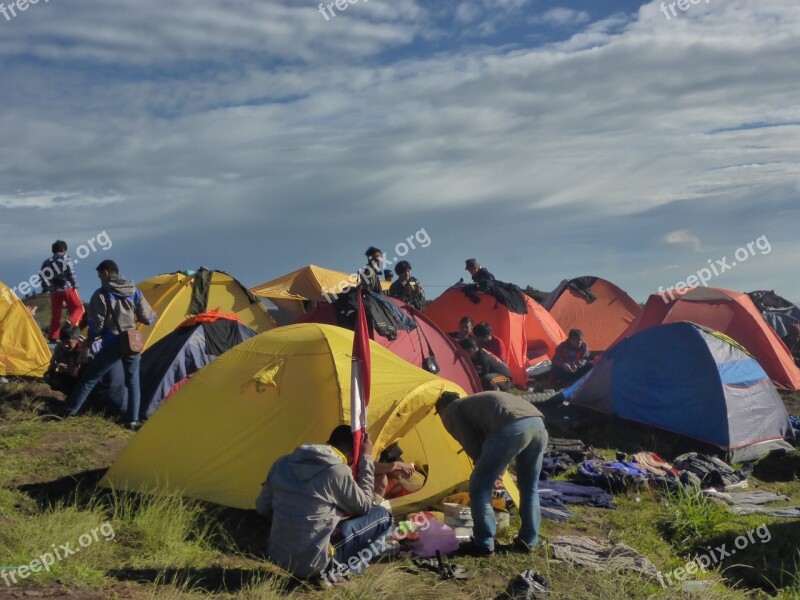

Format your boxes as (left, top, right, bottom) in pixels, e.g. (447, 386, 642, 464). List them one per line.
(331, 506, 393, 571)
(66, 343, 141, 422)
(470, 416, 548, 551)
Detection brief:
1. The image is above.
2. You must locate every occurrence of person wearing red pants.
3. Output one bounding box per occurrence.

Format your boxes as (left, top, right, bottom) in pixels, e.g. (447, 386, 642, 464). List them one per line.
(39, 240, 84, 341)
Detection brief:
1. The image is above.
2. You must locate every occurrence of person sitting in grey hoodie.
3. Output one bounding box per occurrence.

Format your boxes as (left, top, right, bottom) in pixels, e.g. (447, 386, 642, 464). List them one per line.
(64, 260, 155, 429)
(256, 426, 393, 584)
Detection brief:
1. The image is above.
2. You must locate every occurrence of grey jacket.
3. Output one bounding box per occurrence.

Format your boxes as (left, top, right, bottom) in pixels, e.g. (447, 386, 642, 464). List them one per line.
(88, 275, 155, 342)
(437, 391, 543, 461)
(255, 444, 374, 579)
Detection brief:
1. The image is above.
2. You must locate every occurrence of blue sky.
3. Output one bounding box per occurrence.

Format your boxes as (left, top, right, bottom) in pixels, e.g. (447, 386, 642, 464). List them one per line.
(1, 0, 799, 304)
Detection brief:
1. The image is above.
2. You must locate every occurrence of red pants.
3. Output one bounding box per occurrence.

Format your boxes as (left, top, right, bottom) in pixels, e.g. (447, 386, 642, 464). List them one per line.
(50, 288, 84, 340)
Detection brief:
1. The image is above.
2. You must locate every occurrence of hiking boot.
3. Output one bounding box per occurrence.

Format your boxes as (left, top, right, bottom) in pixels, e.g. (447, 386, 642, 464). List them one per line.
(457, 540, 494, 557)
(124, 421, 142, 431)
(498, 537, 535, 555)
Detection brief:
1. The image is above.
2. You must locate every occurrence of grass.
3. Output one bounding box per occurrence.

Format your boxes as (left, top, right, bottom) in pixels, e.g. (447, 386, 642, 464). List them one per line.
(1, 380, 799, 598)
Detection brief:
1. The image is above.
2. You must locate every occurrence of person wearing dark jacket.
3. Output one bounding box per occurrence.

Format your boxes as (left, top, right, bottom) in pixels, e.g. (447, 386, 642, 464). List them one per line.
(65, 260, 155, 429)
(388, 261, 425, 310)
(552, 329, 592, 386)
(256, 426, 392, 582)
(436, 391, 548, 556)
(460, 337, 511, 391)
(360, 247, 385, 295)
(39, 240, 84, 342)
(465, 258, 495, 288)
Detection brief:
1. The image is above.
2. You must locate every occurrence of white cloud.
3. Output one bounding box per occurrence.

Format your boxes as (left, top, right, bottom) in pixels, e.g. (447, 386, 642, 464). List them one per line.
(1, 0, 799, 301)
(531, 8, 592, 27)
(665, 230, 703, 250)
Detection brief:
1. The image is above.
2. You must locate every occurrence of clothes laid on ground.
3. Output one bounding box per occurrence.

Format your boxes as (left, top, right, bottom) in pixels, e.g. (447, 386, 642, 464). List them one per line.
(703, 489, 789, 505)
(539, 481, 615, 509)
(550, 536, 658, 576)
(730, 505, 800, 518)
(673, 453, 748, 491)
(578, 459, 649, 493)
(790, 415, 800, 440)
(541, 439, 589, 478)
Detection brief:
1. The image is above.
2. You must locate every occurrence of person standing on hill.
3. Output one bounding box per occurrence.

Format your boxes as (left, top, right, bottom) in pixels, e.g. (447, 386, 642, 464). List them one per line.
(360, 247, 385, 295)
(65, 260, 155, 430)
(39, 240, 84, 342)
(436, 390, 548, 556)
(388, 261, 425, 310)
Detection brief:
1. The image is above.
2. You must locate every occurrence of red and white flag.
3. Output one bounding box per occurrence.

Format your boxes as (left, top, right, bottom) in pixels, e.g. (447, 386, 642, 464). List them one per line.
(350, 292, 371, 476)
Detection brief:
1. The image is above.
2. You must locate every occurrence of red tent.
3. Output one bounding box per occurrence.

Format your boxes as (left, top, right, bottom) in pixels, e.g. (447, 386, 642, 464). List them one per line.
(297, 297, 481, 395)
(424, 286, 566, 386)
(612, 286, 800, 391)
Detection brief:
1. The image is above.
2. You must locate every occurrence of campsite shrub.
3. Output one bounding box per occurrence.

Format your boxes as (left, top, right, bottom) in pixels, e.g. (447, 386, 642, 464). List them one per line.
(655, 490, 730, 555)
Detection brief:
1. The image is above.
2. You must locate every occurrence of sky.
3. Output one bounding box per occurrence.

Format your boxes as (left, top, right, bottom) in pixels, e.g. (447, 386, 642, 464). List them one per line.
(1, 0, 798, 304)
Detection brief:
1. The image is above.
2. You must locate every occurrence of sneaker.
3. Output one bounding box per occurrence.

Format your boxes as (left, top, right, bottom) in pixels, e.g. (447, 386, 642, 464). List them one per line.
(124, 421, 142, 431)
(458, 540, 494, 557)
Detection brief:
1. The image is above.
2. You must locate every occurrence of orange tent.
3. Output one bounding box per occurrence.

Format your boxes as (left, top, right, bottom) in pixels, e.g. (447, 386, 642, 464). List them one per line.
(612, 286, 800, 391)
(424, 285, 566, 386)
(544, 276, 642, 352)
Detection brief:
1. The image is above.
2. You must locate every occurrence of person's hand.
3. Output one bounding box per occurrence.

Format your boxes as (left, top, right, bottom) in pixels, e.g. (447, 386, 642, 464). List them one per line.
(361, 432, 374, 458)
(390, 462, 415, 478)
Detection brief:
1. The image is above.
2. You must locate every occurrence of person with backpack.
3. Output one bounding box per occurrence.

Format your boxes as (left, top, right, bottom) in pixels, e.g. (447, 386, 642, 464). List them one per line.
(64, 260, 155, 430)
(39, 240, 84, 342)
(435, 390, 548, 556)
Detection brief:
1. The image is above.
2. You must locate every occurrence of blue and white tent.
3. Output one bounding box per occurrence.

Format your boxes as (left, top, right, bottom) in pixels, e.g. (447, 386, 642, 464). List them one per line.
(140, 313, 256, 418)
(564, 322, 793, 462)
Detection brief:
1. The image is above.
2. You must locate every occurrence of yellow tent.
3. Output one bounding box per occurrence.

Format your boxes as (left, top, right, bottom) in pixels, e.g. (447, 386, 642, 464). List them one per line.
(137, 269, 276, 350)
(250, 265, 394, 324)
(0, 281, 51, 377)
(101, 323, 515, 513)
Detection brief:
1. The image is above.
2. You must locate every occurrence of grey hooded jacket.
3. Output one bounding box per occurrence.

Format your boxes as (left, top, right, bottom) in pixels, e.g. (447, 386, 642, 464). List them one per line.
(88, 275, 155, 342)
(255, 444, 374, 579)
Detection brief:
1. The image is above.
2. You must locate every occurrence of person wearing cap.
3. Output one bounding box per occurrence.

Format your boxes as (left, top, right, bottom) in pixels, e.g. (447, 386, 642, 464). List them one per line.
(435, 390, 548, 556)
(388, 260, 425, 310)
(473, 322, 508, 364)
(360, 247, 385, 295)
(465, 259, 495, 288)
